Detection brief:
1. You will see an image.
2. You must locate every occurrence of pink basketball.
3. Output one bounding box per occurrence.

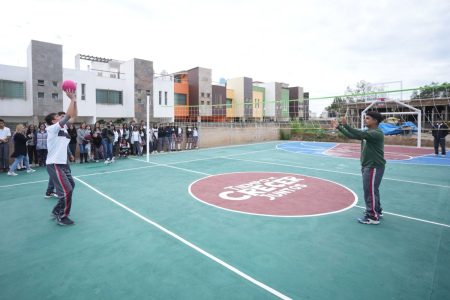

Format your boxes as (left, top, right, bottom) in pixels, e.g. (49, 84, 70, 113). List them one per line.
(62, 80, 77, 92)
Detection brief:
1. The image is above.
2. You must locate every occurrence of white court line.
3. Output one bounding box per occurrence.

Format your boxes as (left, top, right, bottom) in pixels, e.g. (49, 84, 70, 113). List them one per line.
(0, 149, 275, 189)
(224, 157, 450, 189)
(0, 179, 48, 188)
(130, 154, 450, 228)
(355, 205, 450, 228)
(76, 165, 159, 178)
(73, 177, 292, 300)
(129, 157, 211, 176)
(277, 142, 450, 166)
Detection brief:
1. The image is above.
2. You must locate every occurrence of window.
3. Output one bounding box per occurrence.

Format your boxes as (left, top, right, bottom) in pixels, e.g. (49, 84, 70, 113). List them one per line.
(226, 98, 232, 108)
(81, 84, 86, 100)
(174, 93, 187, 105)
(38, 92, 44, 99)
(52, 93, 58, 100)
(159, 91, 162, 105)
(52, 81, 58, 87)
(37, 80, 44, 86)
(164, 91, 168, 105)
(137, 89, 142, 94)
(206, 93, 210, 98)
(207, 101, 210, 105)
(0, 80, 25, 99)
(146, 90, 151, 95)
(201, 101, 204, 105)
(137, 98, 143, 104)
(201, 92, 205, 97)
(96, 89, 123, 104)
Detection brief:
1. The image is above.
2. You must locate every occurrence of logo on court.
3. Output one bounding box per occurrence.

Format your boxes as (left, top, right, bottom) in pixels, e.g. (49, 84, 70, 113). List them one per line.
(189, 172, 357, 217)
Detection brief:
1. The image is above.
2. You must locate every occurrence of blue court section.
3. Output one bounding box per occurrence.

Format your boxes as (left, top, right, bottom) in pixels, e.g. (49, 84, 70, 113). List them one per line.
(277, 141, 450, 166)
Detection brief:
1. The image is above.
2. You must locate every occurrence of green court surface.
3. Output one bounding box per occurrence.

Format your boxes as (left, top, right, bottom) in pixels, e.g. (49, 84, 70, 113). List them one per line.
(0, 141, 449, 300)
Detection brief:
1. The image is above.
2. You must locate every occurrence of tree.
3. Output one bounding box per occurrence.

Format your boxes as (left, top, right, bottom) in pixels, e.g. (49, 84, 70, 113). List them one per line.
(326, 97, 347, 117)
(411, 82, 450, 99)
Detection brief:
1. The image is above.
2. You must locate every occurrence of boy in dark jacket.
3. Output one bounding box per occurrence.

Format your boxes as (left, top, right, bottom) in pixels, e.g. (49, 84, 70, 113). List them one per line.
(432, 120, 448, 157)
(332, 111, 386, 225)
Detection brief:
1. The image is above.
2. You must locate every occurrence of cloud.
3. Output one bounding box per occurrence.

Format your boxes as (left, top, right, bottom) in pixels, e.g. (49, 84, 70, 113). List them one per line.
(0, 0, 448, 113)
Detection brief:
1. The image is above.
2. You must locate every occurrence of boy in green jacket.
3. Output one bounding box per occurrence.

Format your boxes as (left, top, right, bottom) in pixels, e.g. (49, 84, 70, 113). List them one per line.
(331, 111, 386, 224)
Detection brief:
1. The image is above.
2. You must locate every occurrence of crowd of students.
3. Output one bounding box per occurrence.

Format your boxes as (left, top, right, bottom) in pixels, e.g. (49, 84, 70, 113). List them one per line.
(0, 118, 200, 175)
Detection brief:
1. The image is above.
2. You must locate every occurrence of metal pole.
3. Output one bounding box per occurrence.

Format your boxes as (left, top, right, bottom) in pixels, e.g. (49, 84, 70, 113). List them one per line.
(146, 95, 150, 163)
(418, 111, 422, 148)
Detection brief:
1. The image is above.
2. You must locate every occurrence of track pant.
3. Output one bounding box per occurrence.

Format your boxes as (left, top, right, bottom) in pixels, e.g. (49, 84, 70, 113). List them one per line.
(362, 166, 384, 220)
(47, 164, 75, 218)
(434, 138, 446, 155)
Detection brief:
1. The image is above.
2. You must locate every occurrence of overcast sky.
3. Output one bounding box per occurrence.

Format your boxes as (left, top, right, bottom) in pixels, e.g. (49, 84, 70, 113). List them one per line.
(1, 0, 449, 112)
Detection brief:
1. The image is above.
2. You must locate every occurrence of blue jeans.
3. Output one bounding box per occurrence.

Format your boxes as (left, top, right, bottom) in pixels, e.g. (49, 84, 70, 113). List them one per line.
(102, 138, 113, 160)
(79, 143, 87, 154)
(10, 155, 30, 172)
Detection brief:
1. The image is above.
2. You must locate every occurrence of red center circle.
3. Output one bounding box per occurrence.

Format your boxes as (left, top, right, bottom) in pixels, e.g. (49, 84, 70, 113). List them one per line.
(189, 172, 357, 217)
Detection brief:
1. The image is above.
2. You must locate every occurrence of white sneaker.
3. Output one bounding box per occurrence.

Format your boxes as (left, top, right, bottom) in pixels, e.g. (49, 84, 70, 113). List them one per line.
(7, 171, 18, 176)
(26, 169, 36, 174)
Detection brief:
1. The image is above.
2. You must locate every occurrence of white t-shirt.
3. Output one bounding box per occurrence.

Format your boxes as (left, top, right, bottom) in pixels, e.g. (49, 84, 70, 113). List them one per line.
(193, 129, 198, 137)
(0, 127, 11, 142)
(131, 131, 141, 143)
(46, 122, 70, 164)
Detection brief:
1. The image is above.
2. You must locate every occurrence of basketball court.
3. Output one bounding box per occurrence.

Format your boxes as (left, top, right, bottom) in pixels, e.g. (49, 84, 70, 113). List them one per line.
(0, 141, 449, 299)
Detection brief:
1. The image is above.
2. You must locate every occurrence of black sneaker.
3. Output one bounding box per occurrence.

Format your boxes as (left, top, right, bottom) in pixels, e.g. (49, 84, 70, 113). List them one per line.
(57, 216, 75, 226)
(51, 212, 59, 219)
(45, 192, 58, 199)
(378, 211, 384, 218)
(357, 215, 380, 225)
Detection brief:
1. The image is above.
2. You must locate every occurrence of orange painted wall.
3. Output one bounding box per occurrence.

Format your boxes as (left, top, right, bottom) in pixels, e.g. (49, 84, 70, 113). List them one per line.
(174, 74, 189, 118)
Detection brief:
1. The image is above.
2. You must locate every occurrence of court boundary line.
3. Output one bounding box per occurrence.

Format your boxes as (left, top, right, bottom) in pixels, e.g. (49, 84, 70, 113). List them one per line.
(73, 176, 292, 300)
(188, 171, 359, 218)
(0, 149, 276, 189)
(2, 145, 447, 189)
(224, 157, 450, 189)
(354, 205, 450, 228)
(0, 179, 48, 188)
(131, 154, 450, 228)
(276, 142, 450, 167)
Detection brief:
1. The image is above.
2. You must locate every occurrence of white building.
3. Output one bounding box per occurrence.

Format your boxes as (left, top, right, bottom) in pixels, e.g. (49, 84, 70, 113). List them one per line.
(153, 74, 174, 122)
(0, 40, 174, 125)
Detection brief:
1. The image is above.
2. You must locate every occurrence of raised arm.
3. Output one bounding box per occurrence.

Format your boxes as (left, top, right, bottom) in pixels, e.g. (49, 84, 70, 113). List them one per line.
(65, 90, 78, 122)
(331, 119, 361, 140)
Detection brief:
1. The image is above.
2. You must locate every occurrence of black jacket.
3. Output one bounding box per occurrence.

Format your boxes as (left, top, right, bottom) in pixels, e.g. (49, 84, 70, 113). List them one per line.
(12, 133, 30, 157)
(432, 123, 448, 139)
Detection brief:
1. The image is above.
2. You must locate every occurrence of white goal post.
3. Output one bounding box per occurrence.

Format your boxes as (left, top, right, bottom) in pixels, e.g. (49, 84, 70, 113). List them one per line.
(361, 100, 422, 148)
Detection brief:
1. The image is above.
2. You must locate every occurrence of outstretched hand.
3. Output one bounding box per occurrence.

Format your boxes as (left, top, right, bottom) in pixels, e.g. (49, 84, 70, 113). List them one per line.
(65, 89, 76, 101)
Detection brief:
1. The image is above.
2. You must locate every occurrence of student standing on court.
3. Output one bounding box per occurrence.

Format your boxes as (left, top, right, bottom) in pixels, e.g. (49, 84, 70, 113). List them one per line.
(26, 124, 38, 167)
(0, 119, 12, 172)
(36, 123, 48, 166)
(331, 111, 386, 225)
(44, 89, 77, 226)
(432, 119, 448, 157)
(77, 122, 89, 163)
(7, 124, 36, 176)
